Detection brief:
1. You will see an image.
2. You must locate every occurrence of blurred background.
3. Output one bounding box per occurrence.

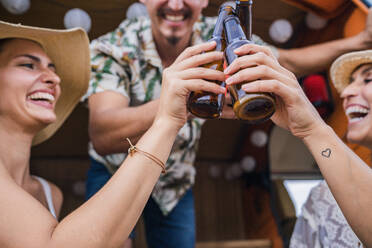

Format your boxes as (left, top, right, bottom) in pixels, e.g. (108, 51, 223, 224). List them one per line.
(1, 0, 370, 247)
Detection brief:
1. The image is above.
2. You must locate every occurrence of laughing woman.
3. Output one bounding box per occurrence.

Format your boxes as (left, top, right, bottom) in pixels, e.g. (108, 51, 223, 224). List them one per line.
(0, 21, 225, 248)
(224, 44, 372, 247)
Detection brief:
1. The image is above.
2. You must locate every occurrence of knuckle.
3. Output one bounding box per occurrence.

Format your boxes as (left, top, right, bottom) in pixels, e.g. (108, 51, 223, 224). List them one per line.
(271, 80, 280, 91)
(263, 46, 272, 55)
(163, 67, 174, 78)
(257, 81, 264, 92)
(256, 52, 265, 61)
(184, 46, 193, 54)
(197, 68, 208, 77)
(285, 69, 296, 79)
(236, 58, 243, 69)
(257, 64, 268, 75)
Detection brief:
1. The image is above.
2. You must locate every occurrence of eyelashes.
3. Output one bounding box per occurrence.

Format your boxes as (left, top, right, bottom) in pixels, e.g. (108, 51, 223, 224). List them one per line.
(19, 63, 34, 69)
(364, 78, 372, 84)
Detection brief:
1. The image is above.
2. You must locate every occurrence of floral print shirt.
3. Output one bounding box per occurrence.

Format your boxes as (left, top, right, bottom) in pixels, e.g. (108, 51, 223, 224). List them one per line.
(290, 181, 364, 248)
(84, 16, 276, 215)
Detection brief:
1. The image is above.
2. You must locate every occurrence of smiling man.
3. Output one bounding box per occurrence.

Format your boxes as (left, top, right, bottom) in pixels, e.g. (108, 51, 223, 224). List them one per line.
(144, 0, 208, 66)
(83, 1, 372, 247)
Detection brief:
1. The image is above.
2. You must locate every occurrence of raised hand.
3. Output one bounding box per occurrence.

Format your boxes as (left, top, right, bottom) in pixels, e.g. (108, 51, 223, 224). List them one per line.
(224, 44, 325, 138)
(155, 41, 226, 129)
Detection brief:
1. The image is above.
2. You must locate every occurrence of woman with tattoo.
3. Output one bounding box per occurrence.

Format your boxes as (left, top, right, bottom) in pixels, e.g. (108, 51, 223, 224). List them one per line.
(224, 45, 372, 247)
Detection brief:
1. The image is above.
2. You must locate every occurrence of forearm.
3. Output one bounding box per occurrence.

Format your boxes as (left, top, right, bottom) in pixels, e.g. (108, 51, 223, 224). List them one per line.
(278, 32, 372, 77)
(90, 100, 160, 155)
(303, 124, 372, 245)
(50, 118, 178, 248)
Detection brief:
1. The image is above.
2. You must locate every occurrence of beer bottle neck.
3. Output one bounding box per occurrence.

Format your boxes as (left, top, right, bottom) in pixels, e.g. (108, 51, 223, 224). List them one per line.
(235, 0, 252, 40)
(212, 6, 234, 39)
(224, 16, 247, 44)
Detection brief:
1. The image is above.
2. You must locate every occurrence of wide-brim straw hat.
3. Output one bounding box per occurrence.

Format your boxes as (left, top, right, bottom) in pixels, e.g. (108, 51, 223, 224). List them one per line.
(0, 21, 90, 145)
(330, 49, 372, 94)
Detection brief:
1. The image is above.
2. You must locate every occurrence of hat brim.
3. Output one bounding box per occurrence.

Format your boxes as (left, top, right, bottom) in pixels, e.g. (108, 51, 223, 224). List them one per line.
(0, 21, 90, 146)
(330, 50, 372, 94)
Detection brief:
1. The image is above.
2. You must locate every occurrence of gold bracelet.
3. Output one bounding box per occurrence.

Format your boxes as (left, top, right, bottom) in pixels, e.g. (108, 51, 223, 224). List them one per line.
(126, 138, 166, 174)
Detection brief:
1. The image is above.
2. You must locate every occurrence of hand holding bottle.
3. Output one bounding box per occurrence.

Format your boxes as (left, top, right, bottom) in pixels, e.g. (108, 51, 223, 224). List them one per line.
(155, 41, 226, 130)
(225, 43, 326, 139)
(224, 15, 276, 122)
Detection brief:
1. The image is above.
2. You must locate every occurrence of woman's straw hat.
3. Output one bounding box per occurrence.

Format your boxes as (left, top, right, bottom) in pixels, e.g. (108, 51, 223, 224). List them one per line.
(0, 21, 90, 145)
(330, 49, 372, 94)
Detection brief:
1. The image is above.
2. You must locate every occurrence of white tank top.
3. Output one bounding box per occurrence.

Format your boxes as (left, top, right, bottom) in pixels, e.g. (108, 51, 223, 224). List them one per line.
(34, 176, 57, 218)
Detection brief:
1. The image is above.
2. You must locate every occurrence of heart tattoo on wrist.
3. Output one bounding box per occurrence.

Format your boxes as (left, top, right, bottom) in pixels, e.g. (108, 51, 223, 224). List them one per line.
(321, 148, 331, 158)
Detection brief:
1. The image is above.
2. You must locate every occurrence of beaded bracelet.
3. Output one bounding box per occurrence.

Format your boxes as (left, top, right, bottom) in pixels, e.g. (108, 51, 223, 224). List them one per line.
(126, 138, 166, 174)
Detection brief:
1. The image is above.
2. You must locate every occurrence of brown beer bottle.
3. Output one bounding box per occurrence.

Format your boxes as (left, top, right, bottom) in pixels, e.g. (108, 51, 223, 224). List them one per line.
(235, 0, 252, 40)
(224, 15, 275, 123)
(186, 5, 234, 119)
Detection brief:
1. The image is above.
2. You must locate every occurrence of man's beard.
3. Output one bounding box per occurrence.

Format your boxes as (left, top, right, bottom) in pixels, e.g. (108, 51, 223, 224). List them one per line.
(166, 36, 181, 45)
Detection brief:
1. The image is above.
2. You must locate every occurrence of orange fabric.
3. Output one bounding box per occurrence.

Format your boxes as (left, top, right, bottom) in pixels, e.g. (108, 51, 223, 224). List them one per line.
(344, 7, 366, 37)
(352, 0, 370, 14)
(281, 0, 351, 18)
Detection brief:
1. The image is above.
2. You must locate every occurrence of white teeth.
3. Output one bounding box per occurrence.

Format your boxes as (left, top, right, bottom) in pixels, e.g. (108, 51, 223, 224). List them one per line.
(28, 92, 55, 103)
(165, 14, 184, 22)
(346, 106, 369, 116)
(345, 106, 369, 122)
(349, 117, 365, 123)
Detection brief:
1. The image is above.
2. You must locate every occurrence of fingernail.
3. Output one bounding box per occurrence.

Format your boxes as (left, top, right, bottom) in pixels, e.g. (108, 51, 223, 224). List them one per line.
(234, 47, 242, 54)
(226, 76, 233, 85)
(220, 86, 226, 93)
(242, 84, 251, 91)
(224, 65, 231, 74)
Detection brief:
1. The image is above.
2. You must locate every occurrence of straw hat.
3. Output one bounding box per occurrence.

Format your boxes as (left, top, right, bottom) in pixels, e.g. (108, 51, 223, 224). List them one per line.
(330, 49, 372, 94)
(0, 21, 90, 145)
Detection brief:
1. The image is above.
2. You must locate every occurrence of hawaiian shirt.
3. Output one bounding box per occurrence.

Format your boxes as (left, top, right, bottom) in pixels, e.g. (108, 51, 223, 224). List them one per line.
(290, 181, 364, 248)
(84, 15, 276, 215)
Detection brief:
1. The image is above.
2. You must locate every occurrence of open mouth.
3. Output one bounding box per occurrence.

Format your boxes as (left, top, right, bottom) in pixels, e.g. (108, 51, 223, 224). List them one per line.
(345, 106, 370, 124)
(27, 92, 55, 105)
(159, 8, 190, 23)
(163, 13, 186, 22)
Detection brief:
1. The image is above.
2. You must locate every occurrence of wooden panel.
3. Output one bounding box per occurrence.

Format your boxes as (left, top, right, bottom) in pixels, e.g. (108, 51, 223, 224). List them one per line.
(271, 180, 297, 246)
(196, 239, 272, 248)
(269, 126, 320, 175)
(242, 186, 283, 248)
(197, 119, 244, 160)
(194, 161, 246, 241)
(31, 104, 89, 157)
